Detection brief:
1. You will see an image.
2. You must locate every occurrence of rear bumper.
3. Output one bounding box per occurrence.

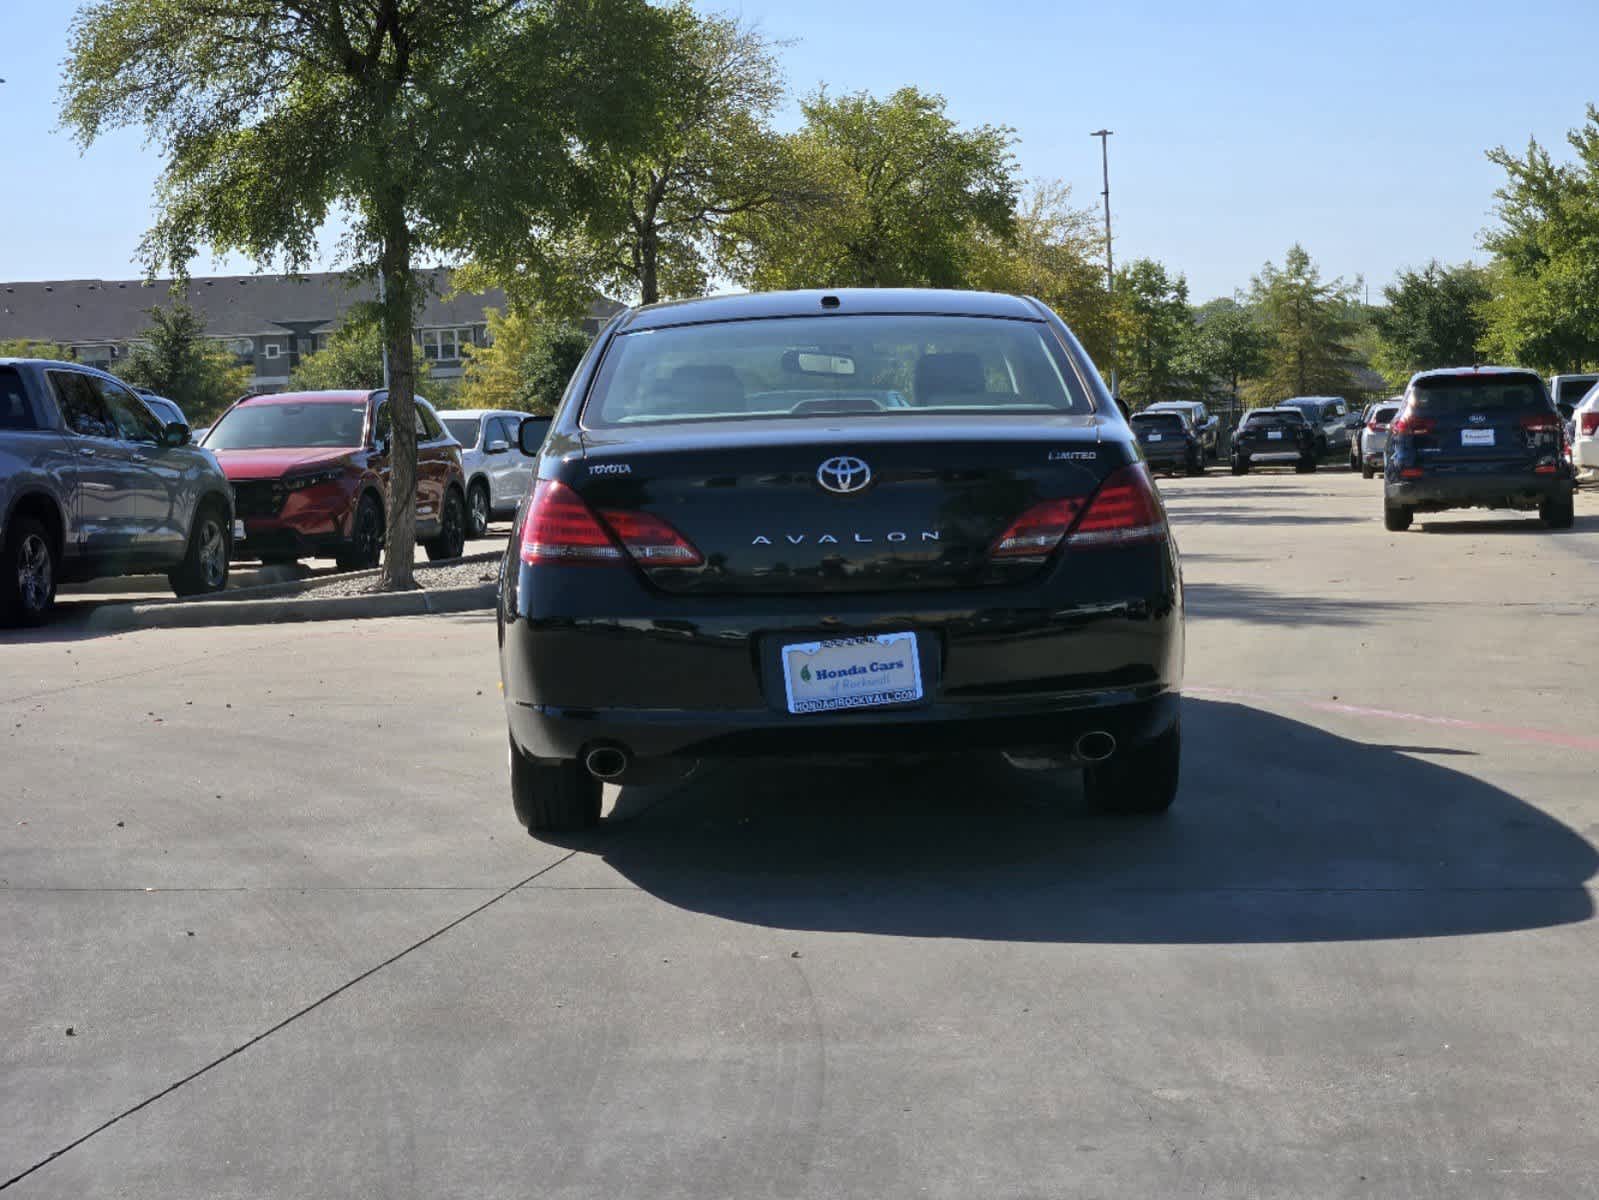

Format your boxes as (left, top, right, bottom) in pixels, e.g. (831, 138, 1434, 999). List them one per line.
(1238, 449, 1304, 464)
(499, 544, 1184, 763)
(1384, 469, 1572, 510)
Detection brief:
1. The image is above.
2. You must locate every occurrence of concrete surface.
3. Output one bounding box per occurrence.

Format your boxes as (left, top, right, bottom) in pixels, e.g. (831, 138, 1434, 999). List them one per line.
(3, 470, 1597, 1197)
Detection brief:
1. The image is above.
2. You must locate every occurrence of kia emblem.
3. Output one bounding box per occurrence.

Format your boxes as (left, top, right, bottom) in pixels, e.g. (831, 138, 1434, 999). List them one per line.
(817, 456, 872, 494)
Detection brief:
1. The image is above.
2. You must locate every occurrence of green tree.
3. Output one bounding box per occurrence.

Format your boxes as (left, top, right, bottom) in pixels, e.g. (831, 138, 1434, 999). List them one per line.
(63, 0, 676, 589)
(459, 308, 591, 414)
(969, 180, 1116, 368)
(114, 301, 251, 423)
(1113, 259, 1193, 409)
(1179, 298, 1269, 406)
(1479, 111, 1599, 373)
(1370, 260, 1491, 386)
(288, 307, 431, 393)
(1246, 244, 1364, 404)
(733, 87, 1019, 290)
(0, 340, 73, 359)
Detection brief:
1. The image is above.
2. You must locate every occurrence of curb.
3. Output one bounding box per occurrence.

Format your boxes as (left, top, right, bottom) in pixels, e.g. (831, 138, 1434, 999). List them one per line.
(86, 582, 497, 633)
(136, 549, 504, 607)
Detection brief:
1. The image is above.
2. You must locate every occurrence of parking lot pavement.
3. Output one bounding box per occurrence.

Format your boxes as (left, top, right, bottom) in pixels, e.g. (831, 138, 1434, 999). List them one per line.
(4, 471, 1598, 1197)
(50, 528, 512, 619)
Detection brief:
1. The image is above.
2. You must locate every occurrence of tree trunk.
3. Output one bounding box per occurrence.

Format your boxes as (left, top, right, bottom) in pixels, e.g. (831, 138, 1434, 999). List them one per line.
(378, 218, 419, 591)
(640, 225, 660, 306)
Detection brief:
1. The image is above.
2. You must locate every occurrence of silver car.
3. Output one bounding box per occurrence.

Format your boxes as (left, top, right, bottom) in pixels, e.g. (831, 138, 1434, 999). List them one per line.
(1355, 400, 1402, 478)
(2, 358, 234, 625)
(438, 408, 543, 537)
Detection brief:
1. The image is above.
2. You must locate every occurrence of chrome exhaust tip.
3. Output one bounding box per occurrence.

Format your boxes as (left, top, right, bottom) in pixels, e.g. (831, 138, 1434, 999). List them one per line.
(584, 746, 630, 781)
(1074, 731, 1117, 764)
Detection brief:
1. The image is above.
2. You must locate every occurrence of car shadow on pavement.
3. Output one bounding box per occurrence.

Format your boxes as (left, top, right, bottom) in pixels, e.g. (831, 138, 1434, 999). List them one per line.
(1416, 514, 1599, 534)
(1181, 582, 1403, 625)
(577, 698, 1596, 944)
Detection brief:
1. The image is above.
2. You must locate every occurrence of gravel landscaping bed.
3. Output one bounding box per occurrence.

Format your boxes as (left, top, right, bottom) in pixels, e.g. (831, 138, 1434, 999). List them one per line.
(293, 557, 501, 600)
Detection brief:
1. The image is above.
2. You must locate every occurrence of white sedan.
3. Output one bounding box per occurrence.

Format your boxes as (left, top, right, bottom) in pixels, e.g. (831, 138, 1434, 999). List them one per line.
(1574, 386, 1599, 483)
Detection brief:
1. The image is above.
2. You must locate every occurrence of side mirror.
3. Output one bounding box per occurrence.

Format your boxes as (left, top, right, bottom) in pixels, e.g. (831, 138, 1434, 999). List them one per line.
(485, 439, 510, 455)
(518, 417, 550, 456)
(373, 435, 390, 457)
(1112, 393, 1131, 420)
(1344, 414, 1362, 428)
(161, 421, 191, 448)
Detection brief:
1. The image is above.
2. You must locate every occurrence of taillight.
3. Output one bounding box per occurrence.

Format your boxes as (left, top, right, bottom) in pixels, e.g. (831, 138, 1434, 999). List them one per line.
(1582, 412, 1599, 437)
(520, 480, 623, 565)
(1390, 411, 1435, 436)
(1520, 413, 1561, 432)
(519, 480, 705, 567)
(991, 497, 1086, 559)
(1368, 421, 1389, 432)
(1066, 464, 1167, 549)
(597, 508, 704, 566)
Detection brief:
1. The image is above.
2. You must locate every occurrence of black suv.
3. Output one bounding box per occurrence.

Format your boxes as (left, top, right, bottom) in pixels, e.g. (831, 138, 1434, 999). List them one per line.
(1383, 367, 1575, 532)
(1231, 407, 1317, 474)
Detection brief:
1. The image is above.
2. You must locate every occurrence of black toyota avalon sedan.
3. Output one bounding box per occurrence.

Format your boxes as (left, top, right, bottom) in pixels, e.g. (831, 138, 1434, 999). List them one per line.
(496, 289, 1184, 832)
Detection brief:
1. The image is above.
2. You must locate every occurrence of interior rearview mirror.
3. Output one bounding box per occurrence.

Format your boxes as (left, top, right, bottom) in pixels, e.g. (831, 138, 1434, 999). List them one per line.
(781, 348, 856, 377)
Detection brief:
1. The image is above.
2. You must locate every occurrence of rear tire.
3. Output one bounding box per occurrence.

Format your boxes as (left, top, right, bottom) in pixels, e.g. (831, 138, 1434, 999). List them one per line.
(1384, 502, 1413, 532)
(1, 516, 57, 627)
(1540, 493, 1575, 530)
(510, 737, 602, 833)
(1231, 457, 1248, 475)
(1361, 462, 1375, 480)
(467, 480, 491, 539)
(336, 494, 384, 571)
(1296, 454, 1317, 473)
(169, 502, 231, 598)
(1084, 721, 1180, 815)
(425, 487, 468, 561)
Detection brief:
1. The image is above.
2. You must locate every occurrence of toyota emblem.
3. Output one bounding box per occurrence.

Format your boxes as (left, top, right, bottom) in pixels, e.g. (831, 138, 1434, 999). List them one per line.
(817, 455, 872, 494)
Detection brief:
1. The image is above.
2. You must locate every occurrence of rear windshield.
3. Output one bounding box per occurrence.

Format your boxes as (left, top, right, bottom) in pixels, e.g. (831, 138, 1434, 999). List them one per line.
(0, 367, 34, 430)
(582, 314, 1091, 428)
(1132, 412, 1185, 431)
(1554, 378, 1597, 407)
(205, 401, 369, 450)
(1243, 410, 1304, 428)
(1411, 375, 1548, 416)
(442, 417, 481, 446)
(1373, 405, 1400, 424)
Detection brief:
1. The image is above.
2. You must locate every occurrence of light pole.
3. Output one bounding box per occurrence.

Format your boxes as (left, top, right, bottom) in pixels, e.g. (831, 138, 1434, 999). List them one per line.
(1091, 128, 1116, 396)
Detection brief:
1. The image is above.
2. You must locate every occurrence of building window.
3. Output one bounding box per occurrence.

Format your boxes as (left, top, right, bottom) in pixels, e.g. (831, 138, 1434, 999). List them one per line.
(263, 343, 281, 360)
(418, 327, 474, 362)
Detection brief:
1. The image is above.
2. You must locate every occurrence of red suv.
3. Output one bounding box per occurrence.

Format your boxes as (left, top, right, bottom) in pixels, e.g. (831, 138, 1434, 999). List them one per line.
(201, 390, 468, 568)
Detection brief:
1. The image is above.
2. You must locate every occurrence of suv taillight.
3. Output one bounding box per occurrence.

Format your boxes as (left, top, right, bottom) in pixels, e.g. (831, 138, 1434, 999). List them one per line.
(1582, 412, 1599, 437)
(519, 480, 703, 567)
(1390, 411, 1435, 436)
(1520, 412, 1561, 432)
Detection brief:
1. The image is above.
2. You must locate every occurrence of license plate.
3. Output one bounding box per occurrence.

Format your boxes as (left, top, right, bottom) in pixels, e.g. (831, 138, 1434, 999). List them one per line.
(1146, 433, 1162, 442)
(1267, 430, 1284, 440)
(781, 633, 923, 715)
(232, 519, 246, 539)
(1462, 428, 1495, 446)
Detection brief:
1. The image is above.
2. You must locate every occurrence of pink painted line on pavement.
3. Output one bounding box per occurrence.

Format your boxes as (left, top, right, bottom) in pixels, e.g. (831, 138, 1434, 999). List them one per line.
(1187, 685, 1599, 753)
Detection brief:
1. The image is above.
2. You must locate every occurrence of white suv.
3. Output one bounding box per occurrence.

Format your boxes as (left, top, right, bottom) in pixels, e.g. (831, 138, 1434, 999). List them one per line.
(438, 409, 544, 537)
(1573, 385, 1599, 484)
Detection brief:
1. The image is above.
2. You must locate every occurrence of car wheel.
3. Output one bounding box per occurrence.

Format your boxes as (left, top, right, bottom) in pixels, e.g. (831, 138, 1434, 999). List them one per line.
(467, 480, 491, 539)
(1, 516, 57, 627)
(169, 502, 231, 597)
(1231, 458, 1248, 475)
(1296, 454, 1317, 473)
(1384, 502, 1413, 532)
(336, 494, 384, 571)
(1315, 436, 1328, 461)
(1539, 493, 1575, 530)
(425, 487, 467, 562)
(1186, 452, 1205, 476)
(1083, 721, 1180, 815)
(510, 737, 602, 833)
(1361, 462, 1375, 480)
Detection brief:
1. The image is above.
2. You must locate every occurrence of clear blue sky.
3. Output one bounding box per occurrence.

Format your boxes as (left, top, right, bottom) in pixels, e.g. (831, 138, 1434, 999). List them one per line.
(3, 0, 1596, 300)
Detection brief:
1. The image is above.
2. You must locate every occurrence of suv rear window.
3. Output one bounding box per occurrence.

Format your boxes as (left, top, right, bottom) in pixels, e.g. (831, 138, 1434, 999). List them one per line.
(1132, 412, 1185, 431)
(1244, 410, 1304, 428)
(1554, 378, 1597, 408)
(1411, 375, 1548, 416)
(0, 367, 35, 430)
(582, 314, 1091, 428)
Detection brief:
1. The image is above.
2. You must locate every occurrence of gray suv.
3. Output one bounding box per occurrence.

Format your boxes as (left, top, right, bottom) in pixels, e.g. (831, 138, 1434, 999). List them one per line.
(1279, 396, 1358, 460)
(1, 359, 234, 625)
(438, 409, 543, 538)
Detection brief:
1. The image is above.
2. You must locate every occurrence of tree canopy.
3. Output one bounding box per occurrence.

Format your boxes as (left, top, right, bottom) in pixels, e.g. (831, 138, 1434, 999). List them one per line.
(113, 301, 252, 423)
(1179, 298, 1269, 405)
(1370, 260, 1491, 386)
(61, 0, 677, 587)
(458, 308, 592, 414)
(733, 87, 1019, 290)
(1113, 259, 1193, 409)
(1246, 244, 1365, 403)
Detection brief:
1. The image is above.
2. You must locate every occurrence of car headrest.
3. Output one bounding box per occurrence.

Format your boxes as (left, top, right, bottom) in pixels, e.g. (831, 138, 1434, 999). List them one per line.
(914, 352, 986, 402)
